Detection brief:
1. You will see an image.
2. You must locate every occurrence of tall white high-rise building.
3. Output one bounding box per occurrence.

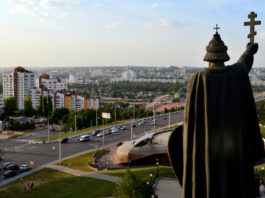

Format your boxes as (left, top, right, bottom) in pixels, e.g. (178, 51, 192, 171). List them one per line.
(3, 66, 35, 109)
(3, 73, 14, 98)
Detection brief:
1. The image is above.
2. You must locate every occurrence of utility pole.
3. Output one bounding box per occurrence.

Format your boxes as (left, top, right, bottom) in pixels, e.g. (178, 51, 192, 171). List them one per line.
(131, 122, 133, 140)
(153, 105, 155, 131)
(48, 117, 50, 143)
(169, 112, 171, 127)
(59, 132, 61, 164)
(75, 110, 77, 133)
(102, 119, 104, 150)
(96, 109, 98, 126)
(115, 106, 117, 122)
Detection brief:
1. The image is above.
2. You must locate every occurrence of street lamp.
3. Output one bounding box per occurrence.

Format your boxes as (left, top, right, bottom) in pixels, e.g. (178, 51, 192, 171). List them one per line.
(261, 166, 264, 181)
(59, 132, 62, 164)
(156, 158, 159, 178)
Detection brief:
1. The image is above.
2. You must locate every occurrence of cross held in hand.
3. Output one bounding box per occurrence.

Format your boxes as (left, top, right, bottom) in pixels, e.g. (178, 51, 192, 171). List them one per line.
(214, 24, 220, 33)
(244, 11, 261, 43)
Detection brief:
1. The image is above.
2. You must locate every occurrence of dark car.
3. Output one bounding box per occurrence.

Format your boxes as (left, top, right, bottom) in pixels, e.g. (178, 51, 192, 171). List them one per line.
(92, 130, 101, 136)
(61, 138, 69, 143)
(116, 142, 123, 147)
(19, 164, 31, 172)
(7, 164, 19, 171)
(132, 124, 136, 128)
(105, 129, 111, 135)
(4, 170, 17, 178)
(3, 162, 12, 170)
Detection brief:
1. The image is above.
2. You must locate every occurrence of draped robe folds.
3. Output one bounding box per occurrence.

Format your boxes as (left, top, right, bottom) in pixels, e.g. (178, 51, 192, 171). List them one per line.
(168, 49, 264, 198)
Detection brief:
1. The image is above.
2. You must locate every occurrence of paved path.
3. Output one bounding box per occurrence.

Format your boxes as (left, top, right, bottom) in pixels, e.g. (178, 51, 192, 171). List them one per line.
(155, 178, 182, 198)
(45, 164, 121, 183)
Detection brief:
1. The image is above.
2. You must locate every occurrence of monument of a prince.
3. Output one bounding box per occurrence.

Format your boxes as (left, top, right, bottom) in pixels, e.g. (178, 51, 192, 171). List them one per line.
(168, 12, 265, 198)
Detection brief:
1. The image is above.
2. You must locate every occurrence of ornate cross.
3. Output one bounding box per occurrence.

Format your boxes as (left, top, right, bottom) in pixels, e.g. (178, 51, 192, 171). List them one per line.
(244, 11, 261, 43)
(214, 24, 220, 33)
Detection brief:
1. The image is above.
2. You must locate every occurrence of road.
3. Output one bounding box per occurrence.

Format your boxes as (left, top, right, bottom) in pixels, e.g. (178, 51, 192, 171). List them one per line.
(0, 111, 184, 183)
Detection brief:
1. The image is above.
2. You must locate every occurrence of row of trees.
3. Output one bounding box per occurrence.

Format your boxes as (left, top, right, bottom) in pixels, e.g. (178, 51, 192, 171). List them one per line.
(7, 120, 35, 131)
(3, 95, 53, 117)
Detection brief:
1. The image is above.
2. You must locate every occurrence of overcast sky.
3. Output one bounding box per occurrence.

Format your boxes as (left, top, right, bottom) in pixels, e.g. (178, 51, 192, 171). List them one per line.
(0, 0, 264, 67)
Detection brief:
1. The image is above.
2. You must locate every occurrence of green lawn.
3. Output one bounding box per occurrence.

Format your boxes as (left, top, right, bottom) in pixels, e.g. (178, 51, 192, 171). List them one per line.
(101, 166, 176, 182)
(56, 149, 105, 171)
(0, 168, 115, 198)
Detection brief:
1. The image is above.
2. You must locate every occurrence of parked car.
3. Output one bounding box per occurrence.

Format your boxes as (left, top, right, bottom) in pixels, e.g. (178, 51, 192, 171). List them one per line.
(92, 130, 101, 136)
(6, 164, 19, 171)
(132, 124, 136, 128)
(19, 164, 31, 172)
(3, 162, 12, 170)
(61, 137, 69, 143)
(79, 134, 90, 142)
(4, 170, 17, 178)
(116, 142, 123, 147)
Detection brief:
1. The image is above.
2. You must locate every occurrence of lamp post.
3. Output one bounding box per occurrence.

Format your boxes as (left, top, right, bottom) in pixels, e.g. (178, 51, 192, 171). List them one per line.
(47, 117, 50, 143)
(261, 166, 264, 181)
(75, 110, 77, 134)
(156, 158, 159, 178)
(96, 108, 98, 127)
(59, 132, 62, 165)
(168, 112, 171, 127)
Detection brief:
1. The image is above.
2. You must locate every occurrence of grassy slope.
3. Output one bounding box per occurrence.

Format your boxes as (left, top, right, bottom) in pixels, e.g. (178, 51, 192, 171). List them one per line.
(101, 166, 176, 181)
(56, 150, 104, 172)
(0, 168, 115, 198)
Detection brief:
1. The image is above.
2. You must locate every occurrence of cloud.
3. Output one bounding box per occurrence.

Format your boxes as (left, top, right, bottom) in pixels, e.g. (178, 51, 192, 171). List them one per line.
(105, 22, 117, 30)
(39, 0, 80, 9)
(94, 2, 104, 7)
(9, 4, 36, 16)
(158, 19, 169, 27)
(151, 2, 174, 8)
(151, 3, 160, 8)
(6, 0, 35, 4)
(259, 31, 265, 40)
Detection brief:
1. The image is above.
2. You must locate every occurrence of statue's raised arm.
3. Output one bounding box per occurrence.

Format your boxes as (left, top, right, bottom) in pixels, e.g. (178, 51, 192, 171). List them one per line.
(237, 43, 258, 73)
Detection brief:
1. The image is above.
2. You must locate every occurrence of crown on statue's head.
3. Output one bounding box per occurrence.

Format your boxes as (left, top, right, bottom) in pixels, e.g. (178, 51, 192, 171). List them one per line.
(204, 32, 230, 62)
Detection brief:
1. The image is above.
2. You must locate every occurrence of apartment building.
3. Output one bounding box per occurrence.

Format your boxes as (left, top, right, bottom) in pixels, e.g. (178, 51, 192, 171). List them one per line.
(2, 73, 14, 98)
(3, 66, 35, 109)
(0, 94, 4, 110)
(39, 73, 67, 92)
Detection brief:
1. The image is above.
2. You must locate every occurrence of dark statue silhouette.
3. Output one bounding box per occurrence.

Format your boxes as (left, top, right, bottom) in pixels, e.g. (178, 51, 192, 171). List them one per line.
(168, 12, 264, 198)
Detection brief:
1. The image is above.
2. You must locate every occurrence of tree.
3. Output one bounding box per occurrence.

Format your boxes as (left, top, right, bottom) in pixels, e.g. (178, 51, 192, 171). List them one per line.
(113, 169, 155, 198)
(24, 94, 34, 117)
(4, 97, 16, 116)
(42, 96, 48, 117)
(47, 95, 53, 117)
(37, 95, 43, 116)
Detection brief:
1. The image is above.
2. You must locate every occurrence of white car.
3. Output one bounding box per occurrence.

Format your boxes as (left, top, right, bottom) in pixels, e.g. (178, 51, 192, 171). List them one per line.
(111, 128, 119, 133)
(79, 134, 90, 142)
(97, 132, 103, 137)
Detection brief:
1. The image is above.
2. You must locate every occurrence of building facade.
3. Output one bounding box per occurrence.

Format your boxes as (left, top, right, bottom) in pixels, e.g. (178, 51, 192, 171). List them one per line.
(3, 66, 35, 109)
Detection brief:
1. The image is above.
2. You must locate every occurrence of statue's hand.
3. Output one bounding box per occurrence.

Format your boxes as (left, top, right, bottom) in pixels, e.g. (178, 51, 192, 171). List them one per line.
(246, 43, 258, 54)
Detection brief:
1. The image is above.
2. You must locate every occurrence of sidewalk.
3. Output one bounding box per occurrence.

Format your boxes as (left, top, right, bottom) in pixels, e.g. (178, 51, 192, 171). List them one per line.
(45, 164, 121, 183)
(155, 178, 182, 198)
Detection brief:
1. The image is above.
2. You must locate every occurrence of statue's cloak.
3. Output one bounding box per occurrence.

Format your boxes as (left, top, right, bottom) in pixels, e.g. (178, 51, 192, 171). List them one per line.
(168, 64, 264, 198)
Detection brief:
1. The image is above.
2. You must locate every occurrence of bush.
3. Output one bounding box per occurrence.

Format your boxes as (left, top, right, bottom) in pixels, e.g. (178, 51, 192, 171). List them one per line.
(113, 169, 156, 198)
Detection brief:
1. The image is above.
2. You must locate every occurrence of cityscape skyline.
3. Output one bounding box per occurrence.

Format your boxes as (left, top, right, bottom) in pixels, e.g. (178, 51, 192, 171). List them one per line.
(0, 0, 264, 67)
